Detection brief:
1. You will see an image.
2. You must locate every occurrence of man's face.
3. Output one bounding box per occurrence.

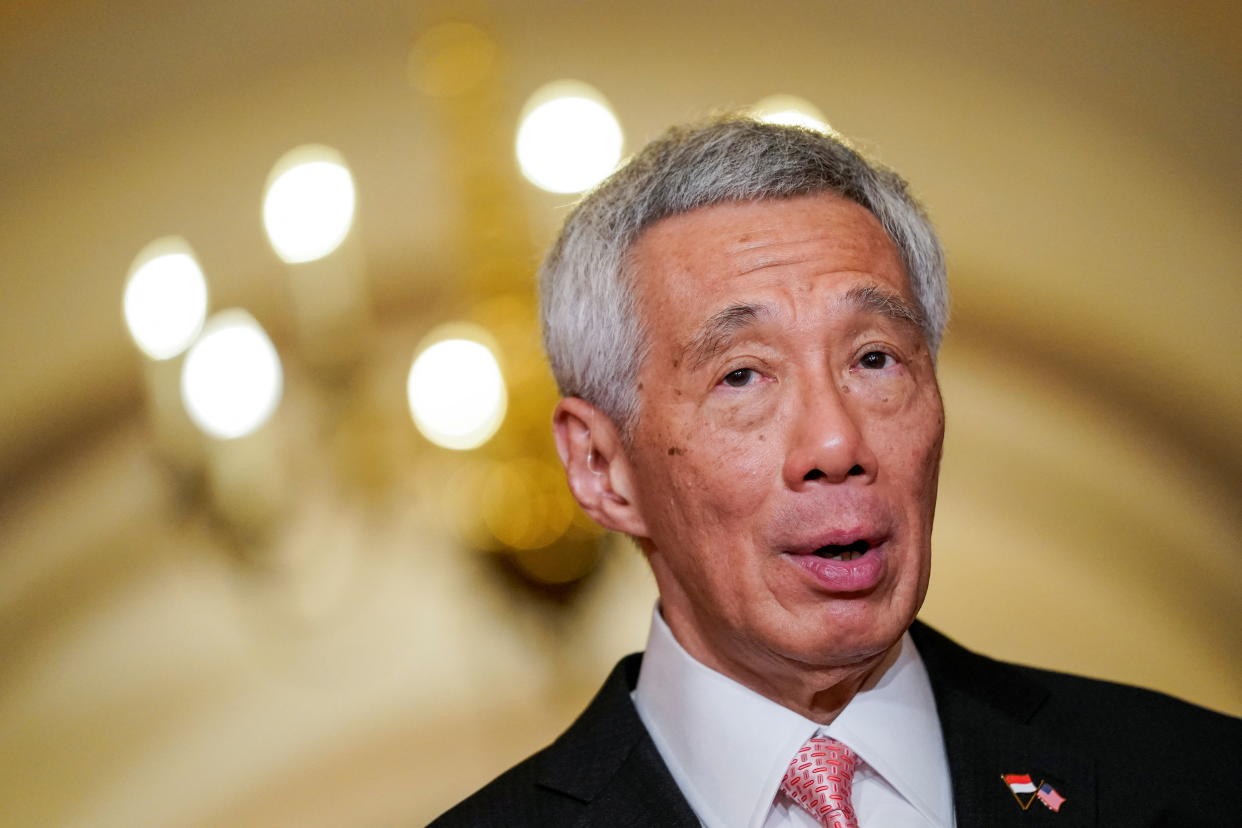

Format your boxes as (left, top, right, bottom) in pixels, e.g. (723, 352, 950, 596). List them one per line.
(624, 193, 944, 679)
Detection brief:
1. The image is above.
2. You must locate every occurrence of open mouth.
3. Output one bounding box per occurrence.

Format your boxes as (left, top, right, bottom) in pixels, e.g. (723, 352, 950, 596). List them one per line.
(810, 539, 871, 562)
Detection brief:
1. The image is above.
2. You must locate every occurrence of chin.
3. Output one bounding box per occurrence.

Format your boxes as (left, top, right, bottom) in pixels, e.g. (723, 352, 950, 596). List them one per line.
(786, 597, 915, 668)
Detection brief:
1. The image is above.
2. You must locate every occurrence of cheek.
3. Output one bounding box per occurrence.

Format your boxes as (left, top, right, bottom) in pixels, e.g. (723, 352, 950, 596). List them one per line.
(641, 407, 775, 525)
(874, 402, 944, 499)
(693, 406, 782, 509)
(671, 443, 771, 521)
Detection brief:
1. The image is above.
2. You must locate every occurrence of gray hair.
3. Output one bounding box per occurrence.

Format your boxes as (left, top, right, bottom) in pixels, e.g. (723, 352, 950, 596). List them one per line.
(539, 116, 948, 433)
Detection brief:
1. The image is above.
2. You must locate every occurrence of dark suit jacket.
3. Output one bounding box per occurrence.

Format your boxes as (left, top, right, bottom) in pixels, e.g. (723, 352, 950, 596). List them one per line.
(431, 622, 1241, 826)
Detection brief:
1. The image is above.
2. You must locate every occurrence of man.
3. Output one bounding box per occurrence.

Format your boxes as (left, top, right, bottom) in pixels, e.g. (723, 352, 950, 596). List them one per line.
(432, 118, 1240, 827)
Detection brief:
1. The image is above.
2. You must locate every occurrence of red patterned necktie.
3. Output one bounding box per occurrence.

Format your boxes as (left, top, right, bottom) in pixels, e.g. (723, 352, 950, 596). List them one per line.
(780, 735, 860, 828)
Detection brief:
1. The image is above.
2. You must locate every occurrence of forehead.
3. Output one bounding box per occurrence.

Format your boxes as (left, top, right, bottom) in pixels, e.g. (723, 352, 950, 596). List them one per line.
(628, 194, 910, 340)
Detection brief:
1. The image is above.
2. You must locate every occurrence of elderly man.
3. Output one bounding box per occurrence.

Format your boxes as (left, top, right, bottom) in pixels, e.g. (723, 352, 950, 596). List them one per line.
(433, 118, 1239, 827)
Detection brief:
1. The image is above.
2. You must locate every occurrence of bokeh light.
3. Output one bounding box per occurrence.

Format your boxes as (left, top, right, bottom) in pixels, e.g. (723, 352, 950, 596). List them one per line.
(123, 237, 209, 360)
(407, 21, 496, 97)
(752, 94, 832, 134)
(263, 145, 357, 264)
(516, 80, 623, 194)
(480, 459, 574, 551)
(407, 327, 507, 450)
(181, 309, 283, 440)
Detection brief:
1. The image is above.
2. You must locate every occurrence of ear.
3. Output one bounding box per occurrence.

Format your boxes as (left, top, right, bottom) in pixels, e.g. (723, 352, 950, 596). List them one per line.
(552, 397, 650, 538)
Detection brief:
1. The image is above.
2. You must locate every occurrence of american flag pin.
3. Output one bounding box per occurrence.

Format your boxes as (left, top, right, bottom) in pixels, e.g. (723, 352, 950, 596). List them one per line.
(1036, 782, 1066, 813)
(1001, 774, 1067, 813)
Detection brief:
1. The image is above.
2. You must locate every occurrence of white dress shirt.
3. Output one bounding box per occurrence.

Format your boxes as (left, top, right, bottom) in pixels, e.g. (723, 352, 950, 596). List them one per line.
(632, 609, 955, 827)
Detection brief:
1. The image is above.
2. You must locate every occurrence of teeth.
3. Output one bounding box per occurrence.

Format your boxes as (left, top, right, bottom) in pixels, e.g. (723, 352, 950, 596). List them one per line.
(813, 542, 869, 561)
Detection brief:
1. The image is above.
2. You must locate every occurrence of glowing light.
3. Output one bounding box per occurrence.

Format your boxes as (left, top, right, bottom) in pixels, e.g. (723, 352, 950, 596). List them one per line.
(407, 21, 496, 97)
(516, 80, 623, 194)
(263, 145, 356, 264)
(123, 237, 208, 360)
(407, 327, 506, 450)
(752, 94, 832, 134)
(181, 310, 283, 440)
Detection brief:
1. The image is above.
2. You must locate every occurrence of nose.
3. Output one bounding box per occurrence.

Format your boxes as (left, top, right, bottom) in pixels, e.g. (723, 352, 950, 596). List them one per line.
(782, 382, 878, 490)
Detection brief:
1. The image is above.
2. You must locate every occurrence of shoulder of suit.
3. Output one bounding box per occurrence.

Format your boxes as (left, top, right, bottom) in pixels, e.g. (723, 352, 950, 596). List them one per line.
(428, 744, 562, 828)
(911, 620, 1242, 754)
(1008, 658, 1242, 746)
(428, 653, 648, 827)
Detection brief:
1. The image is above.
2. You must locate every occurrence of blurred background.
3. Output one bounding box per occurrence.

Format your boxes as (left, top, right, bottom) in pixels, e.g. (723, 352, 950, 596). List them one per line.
(2, 0, 1240, 825)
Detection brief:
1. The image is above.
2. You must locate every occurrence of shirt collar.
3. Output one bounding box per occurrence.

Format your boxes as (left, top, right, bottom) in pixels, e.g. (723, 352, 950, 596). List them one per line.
(632, 607, 952, 828)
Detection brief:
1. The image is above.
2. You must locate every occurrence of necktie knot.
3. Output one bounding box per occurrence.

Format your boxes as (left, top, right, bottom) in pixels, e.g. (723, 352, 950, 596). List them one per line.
(780, 735, 860, 828)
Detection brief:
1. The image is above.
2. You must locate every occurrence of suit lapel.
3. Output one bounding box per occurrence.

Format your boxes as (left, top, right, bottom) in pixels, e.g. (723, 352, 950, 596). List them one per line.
(911, 622, 1097, 828)
(535, 654, 699, 827)
(575, 737, 700, 827)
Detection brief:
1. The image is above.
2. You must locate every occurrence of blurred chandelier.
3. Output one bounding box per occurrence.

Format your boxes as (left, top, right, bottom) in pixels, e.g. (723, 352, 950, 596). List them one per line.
(122, 21, 608, 605)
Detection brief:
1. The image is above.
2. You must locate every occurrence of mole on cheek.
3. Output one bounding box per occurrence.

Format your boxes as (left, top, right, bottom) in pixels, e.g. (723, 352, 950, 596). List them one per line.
(667, 446, 684, 456)
(672, 358, 680, 368)
(840, 384, 850, 394)
(758, 433, 765, 441)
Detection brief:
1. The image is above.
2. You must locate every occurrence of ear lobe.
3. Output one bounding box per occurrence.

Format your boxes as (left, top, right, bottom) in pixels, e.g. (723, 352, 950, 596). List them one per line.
(552, 397, 649, 538)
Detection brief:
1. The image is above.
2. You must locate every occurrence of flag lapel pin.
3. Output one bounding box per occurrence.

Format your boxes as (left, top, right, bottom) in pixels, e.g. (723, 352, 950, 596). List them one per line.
(1035, 781, 1066, 813)
(1000, 773, 1039, 810)
(1001, 774, 1067, 813)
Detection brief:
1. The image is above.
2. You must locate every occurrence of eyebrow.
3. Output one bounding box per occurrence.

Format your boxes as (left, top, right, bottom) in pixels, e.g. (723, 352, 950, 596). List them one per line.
(843, 284, 925, 330)
(679, 284, 925, 372)
(682, 302, 771, 371)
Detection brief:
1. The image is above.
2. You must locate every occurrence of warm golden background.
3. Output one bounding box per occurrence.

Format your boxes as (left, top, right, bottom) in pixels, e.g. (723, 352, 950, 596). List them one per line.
(2, 1, 1240, 825)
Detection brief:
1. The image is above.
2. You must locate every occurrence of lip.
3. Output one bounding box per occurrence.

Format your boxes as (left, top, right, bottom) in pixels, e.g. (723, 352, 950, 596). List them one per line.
(783, 537, 888, 594)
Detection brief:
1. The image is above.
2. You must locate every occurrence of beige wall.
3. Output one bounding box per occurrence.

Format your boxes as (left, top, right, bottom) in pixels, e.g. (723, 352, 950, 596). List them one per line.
(1, 1, 1239, 825)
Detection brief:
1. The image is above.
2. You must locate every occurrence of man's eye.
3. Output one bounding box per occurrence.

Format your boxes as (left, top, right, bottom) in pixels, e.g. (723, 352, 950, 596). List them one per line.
(721, 368, 758, 387)
(859, 351, 892, 370)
